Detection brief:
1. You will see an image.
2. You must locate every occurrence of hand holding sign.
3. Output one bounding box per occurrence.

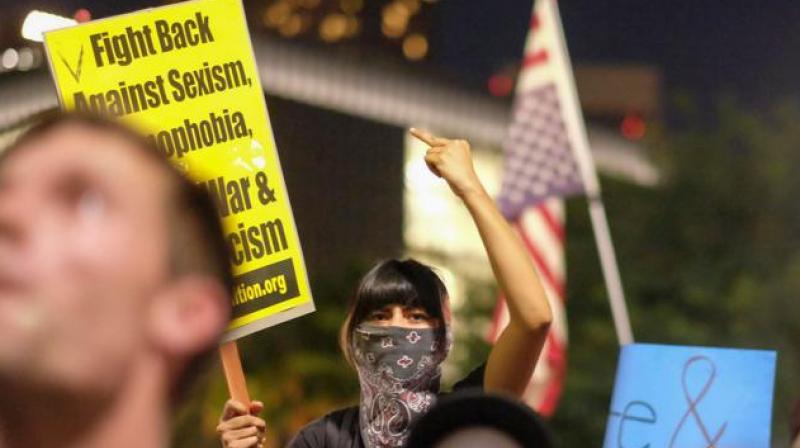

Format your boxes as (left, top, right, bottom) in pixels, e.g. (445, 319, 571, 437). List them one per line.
(217, 398, 267, 448)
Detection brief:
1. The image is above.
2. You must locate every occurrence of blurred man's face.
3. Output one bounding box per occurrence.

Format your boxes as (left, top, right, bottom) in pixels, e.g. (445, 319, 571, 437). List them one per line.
(437, 427, 523, 448)
(0, 124, 172, 396)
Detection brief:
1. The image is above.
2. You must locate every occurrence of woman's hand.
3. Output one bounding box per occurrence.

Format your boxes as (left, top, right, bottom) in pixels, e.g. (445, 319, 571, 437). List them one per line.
(217, 399, 267, 448)
(410, 128, 486, 199)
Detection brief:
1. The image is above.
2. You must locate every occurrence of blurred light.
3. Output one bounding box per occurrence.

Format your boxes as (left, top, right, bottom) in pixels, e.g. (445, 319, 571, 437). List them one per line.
(381, 22, 407, 38)
(17, 47, 35, 71)
(382, 1, 410, 38)
(400, 0, 421, 15)
(344, 16, 361, 37)
(405, 157, 447, 211)
(620, 114, 646, 140)
(22, 10, 77, 42)
(319, 14, 348, 42)
(487, 73, 514, 97)
(263, 1, 292, 28)
(402, 33, 428, 60)
(339, 0, 363, 14)
(2, 49, 19, 70)
(383, 1, 411, 21)
(73, 8, 91, 23)
(278, 13, 304, 37)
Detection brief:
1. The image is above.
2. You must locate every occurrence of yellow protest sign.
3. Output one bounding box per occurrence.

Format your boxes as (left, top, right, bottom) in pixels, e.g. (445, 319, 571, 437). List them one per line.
(43, 0, 313, 341)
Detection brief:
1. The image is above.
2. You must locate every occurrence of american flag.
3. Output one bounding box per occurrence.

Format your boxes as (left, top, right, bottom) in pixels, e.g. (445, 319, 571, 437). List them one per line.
(489, 0, 599, 416)
(487, 199, 568, 416)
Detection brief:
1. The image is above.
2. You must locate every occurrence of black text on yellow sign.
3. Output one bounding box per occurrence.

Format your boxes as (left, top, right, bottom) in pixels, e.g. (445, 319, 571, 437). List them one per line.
(43, 0, 314, 341)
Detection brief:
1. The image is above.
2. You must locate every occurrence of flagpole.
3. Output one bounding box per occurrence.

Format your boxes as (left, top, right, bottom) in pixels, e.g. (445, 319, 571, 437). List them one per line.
(586, 196, 634, 345)
(547, 0, 634, 345)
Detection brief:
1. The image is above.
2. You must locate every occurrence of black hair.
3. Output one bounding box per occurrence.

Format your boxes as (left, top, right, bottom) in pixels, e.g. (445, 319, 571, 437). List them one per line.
(340, 258, 449, 366)
(406, 392, 554, 448)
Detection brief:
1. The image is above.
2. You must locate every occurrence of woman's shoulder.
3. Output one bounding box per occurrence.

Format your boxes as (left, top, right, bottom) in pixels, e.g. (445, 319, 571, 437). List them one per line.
(287, 406, 361, 448)
(306, 406, 360, 430)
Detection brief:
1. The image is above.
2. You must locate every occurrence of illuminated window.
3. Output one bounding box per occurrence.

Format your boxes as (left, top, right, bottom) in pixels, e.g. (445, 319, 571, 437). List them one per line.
(403, 131, 502, 281)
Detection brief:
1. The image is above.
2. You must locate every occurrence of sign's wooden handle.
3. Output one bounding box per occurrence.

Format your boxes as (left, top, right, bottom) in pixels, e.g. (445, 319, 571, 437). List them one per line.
(219, 341, 251, 405)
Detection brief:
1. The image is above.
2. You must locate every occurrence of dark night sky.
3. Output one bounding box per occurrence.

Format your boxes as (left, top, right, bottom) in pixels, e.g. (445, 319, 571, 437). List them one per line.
(436, 1, 800, 106)
(5, 0, 800, 104)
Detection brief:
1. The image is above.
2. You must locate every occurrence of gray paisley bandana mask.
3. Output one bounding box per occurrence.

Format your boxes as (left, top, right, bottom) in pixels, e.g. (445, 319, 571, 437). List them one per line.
(352, 324, 450, 448)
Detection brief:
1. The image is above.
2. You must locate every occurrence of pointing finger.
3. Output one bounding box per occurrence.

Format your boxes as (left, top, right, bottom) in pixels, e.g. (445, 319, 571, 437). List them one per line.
(410, 128, 446, 147)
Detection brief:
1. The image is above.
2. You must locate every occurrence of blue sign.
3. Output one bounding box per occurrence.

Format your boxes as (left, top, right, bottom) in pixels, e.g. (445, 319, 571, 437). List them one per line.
(604, 343, 776, 448)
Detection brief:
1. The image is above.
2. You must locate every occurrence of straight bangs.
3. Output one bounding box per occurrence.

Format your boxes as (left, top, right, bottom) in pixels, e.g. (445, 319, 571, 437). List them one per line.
(340, 259, 449, 366)
(354, 261, 443, 322)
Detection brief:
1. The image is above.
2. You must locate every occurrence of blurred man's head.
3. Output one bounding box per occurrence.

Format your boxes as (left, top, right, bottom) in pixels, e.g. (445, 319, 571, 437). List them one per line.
(406, 392, 553, 448)
(0, 112, 231, 404)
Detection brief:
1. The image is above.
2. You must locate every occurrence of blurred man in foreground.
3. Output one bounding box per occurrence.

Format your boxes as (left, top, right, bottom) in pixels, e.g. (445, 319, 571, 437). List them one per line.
(0, 112, 232, 448)
(406, 392, 553, 448)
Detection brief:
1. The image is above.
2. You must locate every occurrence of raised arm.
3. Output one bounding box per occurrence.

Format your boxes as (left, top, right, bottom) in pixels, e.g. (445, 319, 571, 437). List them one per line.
(410, 128, 553, 397)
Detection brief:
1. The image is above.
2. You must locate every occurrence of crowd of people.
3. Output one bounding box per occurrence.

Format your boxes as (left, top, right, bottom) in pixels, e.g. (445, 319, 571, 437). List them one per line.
(0, 112, 554, 448)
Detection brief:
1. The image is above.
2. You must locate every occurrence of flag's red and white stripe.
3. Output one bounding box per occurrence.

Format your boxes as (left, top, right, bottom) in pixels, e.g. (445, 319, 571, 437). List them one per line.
(488, 199, 567, 416)
(490, 0, 589, 417)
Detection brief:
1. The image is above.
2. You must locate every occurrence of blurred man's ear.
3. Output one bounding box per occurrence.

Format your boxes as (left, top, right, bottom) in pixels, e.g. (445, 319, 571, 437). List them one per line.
(148, 276, 230, 358)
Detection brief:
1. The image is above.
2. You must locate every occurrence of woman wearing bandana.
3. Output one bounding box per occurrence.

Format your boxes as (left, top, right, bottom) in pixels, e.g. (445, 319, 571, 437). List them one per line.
(218, 129, 554, 448)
